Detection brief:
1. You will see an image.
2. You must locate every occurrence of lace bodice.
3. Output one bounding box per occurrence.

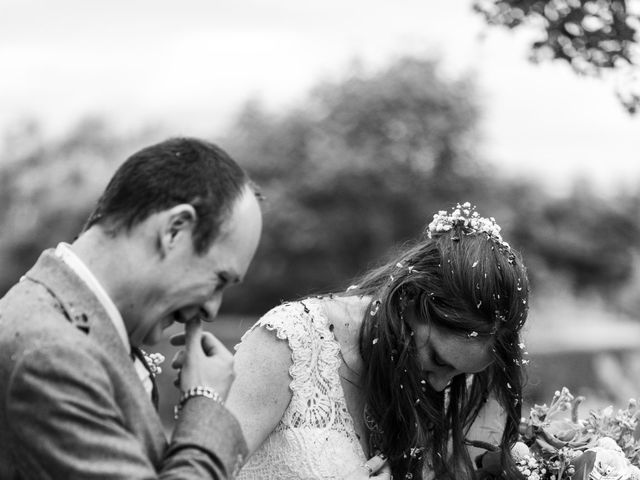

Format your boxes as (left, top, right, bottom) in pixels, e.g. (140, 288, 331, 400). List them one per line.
(234, 300, 367, 479)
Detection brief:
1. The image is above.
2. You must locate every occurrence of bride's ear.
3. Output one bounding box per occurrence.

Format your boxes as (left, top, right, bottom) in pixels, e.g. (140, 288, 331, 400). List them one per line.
(158, 204, 197, 256)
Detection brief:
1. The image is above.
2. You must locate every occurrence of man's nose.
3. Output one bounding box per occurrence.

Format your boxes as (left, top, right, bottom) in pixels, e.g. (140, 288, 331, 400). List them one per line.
(201, 293, 223, 322)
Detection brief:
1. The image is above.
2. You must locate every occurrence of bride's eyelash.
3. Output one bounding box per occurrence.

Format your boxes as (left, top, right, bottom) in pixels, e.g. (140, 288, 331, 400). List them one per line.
(432, 351, 448, 367)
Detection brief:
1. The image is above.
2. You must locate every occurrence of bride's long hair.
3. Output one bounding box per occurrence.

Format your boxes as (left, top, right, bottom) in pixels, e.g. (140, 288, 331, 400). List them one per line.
(349, 224, 529, 480)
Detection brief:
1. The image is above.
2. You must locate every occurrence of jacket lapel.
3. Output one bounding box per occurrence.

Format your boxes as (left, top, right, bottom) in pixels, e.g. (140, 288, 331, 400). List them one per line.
(24, 250, 168, 463)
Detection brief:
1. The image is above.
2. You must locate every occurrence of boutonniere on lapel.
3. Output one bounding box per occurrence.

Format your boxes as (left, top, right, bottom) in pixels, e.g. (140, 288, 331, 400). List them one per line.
(139, 349, 165, 378)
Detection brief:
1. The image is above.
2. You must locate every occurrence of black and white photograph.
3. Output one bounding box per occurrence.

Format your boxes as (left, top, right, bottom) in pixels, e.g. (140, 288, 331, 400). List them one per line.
(1, 1, 640, 479)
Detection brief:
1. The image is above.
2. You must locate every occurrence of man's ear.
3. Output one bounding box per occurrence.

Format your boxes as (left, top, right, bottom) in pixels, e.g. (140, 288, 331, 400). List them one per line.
(159, 204, 197, 256)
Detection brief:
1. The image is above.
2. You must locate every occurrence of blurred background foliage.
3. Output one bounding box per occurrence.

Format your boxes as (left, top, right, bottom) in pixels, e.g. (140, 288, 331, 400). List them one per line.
(474, 0, 640, 113)
(2, 54, 640, 414)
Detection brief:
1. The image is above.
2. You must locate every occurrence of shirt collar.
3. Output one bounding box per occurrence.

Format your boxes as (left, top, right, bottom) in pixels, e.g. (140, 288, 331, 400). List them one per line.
(54, 242, 130, 351)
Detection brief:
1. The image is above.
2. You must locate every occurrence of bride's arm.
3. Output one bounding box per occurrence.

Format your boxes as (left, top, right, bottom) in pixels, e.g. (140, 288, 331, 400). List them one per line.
(225, 325, 294, 455)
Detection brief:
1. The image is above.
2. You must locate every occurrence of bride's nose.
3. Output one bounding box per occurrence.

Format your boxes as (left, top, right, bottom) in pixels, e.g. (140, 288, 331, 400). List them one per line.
(428, 371, 453, 392)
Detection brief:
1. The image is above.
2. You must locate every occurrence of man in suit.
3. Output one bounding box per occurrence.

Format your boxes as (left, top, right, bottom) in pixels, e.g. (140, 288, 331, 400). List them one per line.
(0, 137, 262, 479)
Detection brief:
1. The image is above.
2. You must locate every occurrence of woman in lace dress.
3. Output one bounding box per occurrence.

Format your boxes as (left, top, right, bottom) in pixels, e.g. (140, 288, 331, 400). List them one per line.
(226, 202, 530, 480)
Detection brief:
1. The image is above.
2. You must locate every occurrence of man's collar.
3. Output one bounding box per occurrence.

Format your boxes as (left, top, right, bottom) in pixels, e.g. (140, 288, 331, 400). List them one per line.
(54, 242, 130, 350)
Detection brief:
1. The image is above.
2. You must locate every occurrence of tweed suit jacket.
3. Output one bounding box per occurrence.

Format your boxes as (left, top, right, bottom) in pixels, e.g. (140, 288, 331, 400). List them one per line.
(0, 250, 247, 479)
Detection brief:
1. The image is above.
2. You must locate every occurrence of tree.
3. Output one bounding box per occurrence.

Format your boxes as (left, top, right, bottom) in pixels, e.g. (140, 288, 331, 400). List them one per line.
(511, 185, 640, 292)
(0, 118, 157, 296)
(473, 0, 640, 113)
(221, 57, 490, 314)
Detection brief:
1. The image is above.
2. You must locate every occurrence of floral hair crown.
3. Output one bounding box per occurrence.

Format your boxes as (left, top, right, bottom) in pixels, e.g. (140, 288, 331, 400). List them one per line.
(427, 202, 510, 250)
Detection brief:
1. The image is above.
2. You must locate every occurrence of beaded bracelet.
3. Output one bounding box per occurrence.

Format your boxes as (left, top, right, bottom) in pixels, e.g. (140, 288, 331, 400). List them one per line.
(174, 385, 224, 419)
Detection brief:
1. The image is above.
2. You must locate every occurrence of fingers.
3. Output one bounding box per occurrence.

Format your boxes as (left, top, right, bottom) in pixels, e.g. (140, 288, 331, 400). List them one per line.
(364, 454, 388, 475)
(171, 351, 184, 388)
(347, 454, 390, 479)
(371, 464, 392, 480)
(171, 332, 223, 367)
(172, 329, 224, 356)
(171, 317, 235, 396)
(184, 318, 203, 352)
(200, 331, 225, 356)
(171, 350, 185, 369)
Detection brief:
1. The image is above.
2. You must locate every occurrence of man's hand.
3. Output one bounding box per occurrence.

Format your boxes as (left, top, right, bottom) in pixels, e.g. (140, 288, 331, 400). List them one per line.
(346, 454, 392, 479)
(170, 319, 235, 400)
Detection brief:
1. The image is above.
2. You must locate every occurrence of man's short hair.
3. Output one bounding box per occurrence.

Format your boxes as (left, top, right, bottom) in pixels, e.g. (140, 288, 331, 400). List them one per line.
(84, 137, 251, 254)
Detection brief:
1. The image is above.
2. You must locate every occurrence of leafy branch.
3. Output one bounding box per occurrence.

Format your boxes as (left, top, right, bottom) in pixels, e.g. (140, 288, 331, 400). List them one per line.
(473, 0, 640, 113)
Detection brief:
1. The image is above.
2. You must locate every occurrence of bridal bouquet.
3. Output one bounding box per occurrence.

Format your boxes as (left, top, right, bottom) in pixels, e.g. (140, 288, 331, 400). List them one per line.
(477, 388, 640, 479)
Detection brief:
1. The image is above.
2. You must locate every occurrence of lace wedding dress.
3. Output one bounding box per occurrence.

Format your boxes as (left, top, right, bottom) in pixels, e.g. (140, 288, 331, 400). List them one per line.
(234, 300, 368, 479)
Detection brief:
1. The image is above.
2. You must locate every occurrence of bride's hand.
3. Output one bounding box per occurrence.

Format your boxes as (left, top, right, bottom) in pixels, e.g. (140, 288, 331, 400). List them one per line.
(346, 454, 391, 479)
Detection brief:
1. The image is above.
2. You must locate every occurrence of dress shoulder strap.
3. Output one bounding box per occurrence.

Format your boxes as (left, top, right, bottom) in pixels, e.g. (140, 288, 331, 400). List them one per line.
(239, 301, 320, 347)
(237, 300, 343, 426)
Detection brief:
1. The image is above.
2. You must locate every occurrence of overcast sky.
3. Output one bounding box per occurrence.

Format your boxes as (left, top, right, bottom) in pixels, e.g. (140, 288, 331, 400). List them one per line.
(1, 0, 639, 194)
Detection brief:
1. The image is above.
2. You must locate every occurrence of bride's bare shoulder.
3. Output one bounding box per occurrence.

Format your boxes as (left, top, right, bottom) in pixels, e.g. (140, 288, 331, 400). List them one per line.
(226, 311, 295, 454)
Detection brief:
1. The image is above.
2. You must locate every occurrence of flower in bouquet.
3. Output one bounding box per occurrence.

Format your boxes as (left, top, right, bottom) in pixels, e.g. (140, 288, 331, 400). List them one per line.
(571, 437, 640, 480)
(583, 401, 640, 466)
(518, 388, 640, 479)
(476, 388, 640, 479)
(524, 388, 593, 447)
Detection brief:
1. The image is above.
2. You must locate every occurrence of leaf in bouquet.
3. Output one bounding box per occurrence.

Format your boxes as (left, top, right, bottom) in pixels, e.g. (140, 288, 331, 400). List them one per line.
(529, 403, 550, 425)
(633, 412, 640, 441)
(571, 396, 586, 423)
(538, 419, 595, 450)
(534, 437, 559, 454)
(626, 445, 640, 467)
(542, 422, 581, 446)
(570, 450, 596, 480)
